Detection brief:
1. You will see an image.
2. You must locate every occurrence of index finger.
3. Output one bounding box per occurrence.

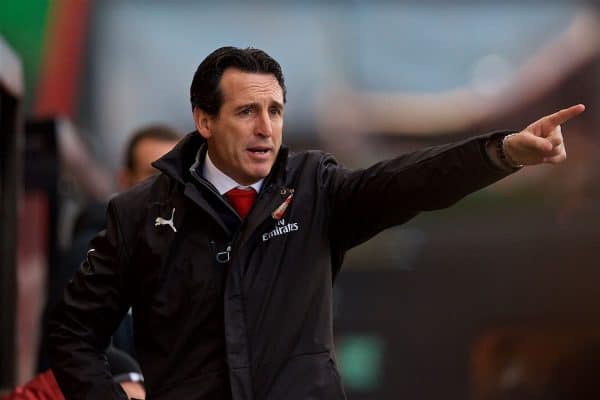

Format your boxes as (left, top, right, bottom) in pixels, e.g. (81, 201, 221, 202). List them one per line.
(546, 104, 586, 126)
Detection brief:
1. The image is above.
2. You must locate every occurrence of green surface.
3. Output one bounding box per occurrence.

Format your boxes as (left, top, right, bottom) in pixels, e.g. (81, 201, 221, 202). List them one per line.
(338, 334, 385, 392)
(0, 0, 51, 110)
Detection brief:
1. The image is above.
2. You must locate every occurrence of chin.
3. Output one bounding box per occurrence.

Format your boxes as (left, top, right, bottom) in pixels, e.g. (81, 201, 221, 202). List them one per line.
(253, 171, 270, 181)
(248, 164, 273, 179)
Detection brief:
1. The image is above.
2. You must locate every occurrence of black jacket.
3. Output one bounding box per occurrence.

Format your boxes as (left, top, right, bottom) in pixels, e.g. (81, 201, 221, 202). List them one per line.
(48, 132, 512, 399)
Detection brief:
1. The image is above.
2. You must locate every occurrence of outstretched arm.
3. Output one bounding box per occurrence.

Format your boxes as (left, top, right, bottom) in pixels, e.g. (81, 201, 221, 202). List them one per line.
(326, 104, 586, 252)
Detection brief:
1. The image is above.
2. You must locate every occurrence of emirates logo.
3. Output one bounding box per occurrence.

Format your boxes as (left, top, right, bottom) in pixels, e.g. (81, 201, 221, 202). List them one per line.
(262, 218, 300, 242)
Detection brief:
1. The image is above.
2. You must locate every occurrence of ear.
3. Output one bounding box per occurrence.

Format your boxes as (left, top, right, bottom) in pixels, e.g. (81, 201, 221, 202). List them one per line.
(193, 107, 213, 140)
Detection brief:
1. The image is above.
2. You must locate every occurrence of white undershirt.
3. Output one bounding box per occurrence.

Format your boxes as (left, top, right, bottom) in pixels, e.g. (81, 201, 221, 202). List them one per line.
(202, 152, 263, 195)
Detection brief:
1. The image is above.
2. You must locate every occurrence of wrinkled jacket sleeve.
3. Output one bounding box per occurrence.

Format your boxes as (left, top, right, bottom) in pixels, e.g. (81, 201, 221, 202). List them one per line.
(323, 131, 514, 252)
(47, 200, 131, 399)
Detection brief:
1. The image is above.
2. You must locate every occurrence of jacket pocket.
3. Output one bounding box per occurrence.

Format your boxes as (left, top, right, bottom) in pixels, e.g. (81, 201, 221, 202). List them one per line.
(140, 254, 217, 322)
(150, 368, 231, 399)
(259, 351, 346, 399)
(187, 250, 220, 302)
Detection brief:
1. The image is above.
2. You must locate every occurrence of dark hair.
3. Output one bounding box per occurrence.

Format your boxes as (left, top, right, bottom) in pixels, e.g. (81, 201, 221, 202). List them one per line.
(123, 125, 182, 171)
(190, 46, 287, 116)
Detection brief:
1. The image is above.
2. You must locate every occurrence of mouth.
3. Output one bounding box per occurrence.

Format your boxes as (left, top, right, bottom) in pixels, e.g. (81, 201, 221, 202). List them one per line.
(247, 146, 272, 156)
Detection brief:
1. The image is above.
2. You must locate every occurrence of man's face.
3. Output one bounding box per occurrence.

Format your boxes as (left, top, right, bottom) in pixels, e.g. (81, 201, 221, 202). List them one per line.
(120, 138, 178, 189)
(194, 68, 284, 185)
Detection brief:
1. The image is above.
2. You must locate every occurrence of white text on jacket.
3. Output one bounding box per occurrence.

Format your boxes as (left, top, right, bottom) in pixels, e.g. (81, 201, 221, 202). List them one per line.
(262, 218, 299, 242)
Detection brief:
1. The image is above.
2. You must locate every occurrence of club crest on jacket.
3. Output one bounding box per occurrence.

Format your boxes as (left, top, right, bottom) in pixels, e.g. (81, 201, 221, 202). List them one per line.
(272, 191, 294, 220)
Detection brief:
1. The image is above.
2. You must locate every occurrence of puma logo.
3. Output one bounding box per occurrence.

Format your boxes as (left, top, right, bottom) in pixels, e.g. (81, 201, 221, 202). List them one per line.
(155, 208, 177, 233)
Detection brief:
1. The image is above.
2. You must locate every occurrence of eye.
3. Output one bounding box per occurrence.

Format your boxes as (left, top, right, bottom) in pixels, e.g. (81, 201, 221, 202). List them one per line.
(269, 107, 282, 116)
(238, 107, 252, 116)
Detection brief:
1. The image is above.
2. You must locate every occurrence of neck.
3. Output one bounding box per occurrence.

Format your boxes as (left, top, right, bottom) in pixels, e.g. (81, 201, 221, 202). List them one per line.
(203, 151, 264, 194)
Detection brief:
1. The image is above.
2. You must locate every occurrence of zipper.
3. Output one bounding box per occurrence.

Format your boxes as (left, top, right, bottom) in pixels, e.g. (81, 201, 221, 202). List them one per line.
(190, 163, 242, 219)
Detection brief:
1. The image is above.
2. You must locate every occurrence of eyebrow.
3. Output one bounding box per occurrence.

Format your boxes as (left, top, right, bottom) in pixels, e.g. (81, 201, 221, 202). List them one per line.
(270, 100, 284, 110)
(234, 100, 284, 112)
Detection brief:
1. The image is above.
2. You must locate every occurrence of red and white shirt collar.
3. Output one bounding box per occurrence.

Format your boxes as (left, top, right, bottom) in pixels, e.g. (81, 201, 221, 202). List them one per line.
(203, 152, 263, 195)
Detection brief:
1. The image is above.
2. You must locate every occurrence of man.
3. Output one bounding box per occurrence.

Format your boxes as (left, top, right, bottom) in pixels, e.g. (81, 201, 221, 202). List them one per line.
(47, 46, 585, 399)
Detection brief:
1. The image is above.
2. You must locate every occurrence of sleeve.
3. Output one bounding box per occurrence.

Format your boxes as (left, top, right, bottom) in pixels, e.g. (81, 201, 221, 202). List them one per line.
(323, 131, 514, 252)
(46, 200, 131, 400)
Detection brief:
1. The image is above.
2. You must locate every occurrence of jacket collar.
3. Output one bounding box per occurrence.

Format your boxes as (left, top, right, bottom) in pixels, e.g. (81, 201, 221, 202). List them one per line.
(152, 131, 289, 189)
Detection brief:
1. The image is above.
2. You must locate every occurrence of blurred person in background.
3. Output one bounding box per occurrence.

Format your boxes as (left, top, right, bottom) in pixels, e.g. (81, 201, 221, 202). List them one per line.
(117, 126, 184, 189)
(47, 46, 585, 399)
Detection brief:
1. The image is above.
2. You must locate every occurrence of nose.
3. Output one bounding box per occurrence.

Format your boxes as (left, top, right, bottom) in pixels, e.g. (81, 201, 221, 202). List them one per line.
(255, 109, 273, 137)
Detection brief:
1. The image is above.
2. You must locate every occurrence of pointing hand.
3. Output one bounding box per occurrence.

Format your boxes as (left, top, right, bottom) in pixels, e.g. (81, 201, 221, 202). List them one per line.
(503, 104, 586, 166)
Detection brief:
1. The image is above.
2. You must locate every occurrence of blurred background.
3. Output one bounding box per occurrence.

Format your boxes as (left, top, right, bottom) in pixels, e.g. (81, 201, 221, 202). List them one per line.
(1, 0, 599, 399)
